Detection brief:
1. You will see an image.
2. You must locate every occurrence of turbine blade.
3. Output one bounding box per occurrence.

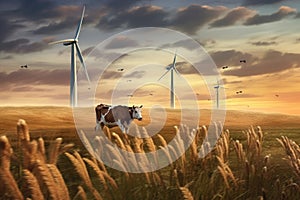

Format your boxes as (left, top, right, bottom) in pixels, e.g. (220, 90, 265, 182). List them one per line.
(74, 6, 85, 40)
(158, 69, 171, 81)
(174, 66, 182, 77)
(49, 39, 75, 45)
(75, 43, 91, 85)
(172, 53, 177, 68)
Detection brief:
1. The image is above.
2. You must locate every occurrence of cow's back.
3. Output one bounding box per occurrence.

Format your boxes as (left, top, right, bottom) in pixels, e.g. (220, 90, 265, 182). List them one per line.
(111, 106, 132, 124)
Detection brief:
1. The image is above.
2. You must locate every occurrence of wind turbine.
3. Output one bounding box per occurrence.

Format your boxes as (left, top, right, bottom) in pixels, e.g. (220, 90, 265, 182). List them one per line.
(49, 6, 90, 107)
(214, 80, 225, 109)
(158, 52, 180, 109)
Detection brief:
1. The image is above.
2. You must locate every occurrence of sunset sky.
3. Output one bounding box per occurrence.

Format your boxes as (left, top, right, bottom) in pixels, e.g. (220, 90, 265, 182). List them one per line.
(0, 0, 300, 115)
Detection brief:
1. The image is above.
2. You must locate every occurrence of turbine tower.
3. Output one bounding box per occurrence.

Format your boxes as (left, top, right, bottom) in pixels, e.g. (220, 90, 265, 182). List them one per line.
(158, 52, 180, 109)
(214, 80, 225, 109)
(49, 6, 90, 107)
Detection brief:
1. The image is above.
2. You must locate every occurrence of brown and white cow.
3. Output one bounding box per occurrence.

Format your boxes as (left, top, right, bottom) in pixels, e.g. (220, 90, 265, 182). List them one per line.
(95, 104, 143, 133)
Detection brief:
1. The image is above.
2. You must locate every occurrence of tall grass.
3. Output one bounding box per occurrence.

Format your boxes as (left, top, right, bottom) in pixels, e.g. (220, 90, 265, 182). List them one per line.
(0, 119, 299, 199)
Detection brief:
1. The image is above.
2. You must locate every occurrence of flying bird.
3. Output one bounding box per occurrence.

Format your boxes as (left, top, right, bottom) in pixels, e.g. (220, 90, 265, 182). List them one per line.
(240, 60, 246, 63)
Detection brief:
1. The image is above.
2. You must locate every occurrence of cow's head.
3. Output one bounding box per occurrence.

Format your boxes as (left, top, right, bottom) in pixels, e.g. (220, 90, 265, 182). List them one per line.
(132, 105, 143, 121)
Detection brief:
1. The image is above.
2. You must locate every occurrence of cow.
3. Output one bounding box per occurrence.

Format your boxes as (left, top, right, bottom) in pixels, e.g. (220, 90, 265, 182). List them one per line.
(95, 104, 143, 133)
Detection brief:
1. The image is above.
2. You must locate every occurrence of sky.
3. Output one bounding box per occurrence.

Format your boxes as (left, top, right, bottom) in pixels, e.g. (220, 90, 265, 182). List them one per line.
(0, 0, 300, 115)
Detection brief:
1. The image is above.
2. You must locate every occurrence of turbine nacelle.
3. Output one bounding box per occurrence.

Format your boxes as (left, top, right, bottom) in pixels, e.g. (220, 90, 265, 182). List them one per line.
(158, 52, 180, 81)
(63, 40, 77, 46)
(166, 65, 172, 70)
(49, 39, 77, 45)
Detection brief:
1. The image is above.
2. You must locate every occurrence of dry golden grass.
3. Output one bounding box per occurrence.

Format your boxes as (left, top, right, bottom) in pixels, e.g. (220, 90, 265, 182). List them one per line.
(22, 169, 44, 200)
(1, 106, 299, 134)
(0, 108, 300, 199)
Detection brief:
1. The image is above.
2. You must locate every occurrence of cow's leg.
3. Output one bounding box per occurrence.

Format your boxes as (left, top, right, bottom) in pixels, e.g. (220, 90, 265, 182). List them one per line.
(116, 119, 124, 132)
(116, 119, 129, 145)
(95, 120, 101, 131)
(122, 121, 130, 144)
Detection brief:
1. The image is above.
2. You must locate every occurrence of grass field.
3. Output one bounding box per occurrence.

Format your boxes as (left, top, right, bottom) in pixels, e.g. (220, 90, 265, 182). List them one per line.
(0, 106, 299, 142)
(0, 106, 300, 199)
(1, 106, 299, 164)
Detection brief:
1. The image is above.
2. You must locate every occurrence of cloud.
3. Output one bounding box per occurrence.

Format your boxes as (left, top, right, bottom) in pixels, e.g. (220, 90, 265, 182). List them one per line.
(97, 5, 226, 34)
(11, 86, 50, 92)
(197, 39, 217, 47)
(210, 49, 258, 67)
(0, 3, 96, 46)
(33, 17, 79, 35)
(0, 38, 49, 54)
(100, 70, 122, 79)
(1, 55, 14, 60)
(97, 5, 169, 30)
(82, 46, 95, 56)
(210, 7, 255, 27)
(0, 18, 24, 43)
(105, 36, 139, 49)
(171, 5, 227, 34)
(223, 50, 300, 76)
(124, 70, 145, 78)
(28, 5, 105, 37)
(0, 69, 69, 88)
(244, 6, 296, 25)
(104, 0, 143, 11)
(160, 39, 201, 50)
(243, 0, 285, 6)
(250, 41, 277, 46)
(15, 0, 58, 21)
(175, 61, 198, 75)
(32, 5, 93, 35)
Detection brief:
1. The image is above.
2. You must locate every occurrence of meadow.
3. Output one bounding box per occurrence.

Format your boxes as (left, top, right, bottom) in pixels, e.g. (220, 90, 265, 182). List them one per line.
(0, 106, 300, 199)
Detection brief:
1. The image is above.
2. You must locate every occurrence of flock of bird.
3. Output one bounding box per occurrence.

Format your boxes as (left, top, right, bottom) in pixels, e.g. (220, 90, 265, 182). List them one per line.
(221, 60, 247, 95)
(115, 58, 280, 101)
(19, 57, 278, 106)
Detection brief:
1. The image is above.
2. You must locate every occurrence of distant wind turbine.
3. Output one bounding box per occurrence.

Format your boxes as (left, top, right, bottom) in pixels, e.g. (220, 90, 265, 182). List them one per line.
(214, 80, 225, 109)
(158, 52, 181, 109)
(49, 6, 90, 107)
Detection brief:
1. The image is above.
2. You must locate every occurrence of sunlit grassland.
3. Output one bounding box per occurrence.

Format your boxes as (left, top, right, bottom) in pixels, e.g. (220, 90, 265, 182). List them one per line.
(1, 106, 300, 199)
